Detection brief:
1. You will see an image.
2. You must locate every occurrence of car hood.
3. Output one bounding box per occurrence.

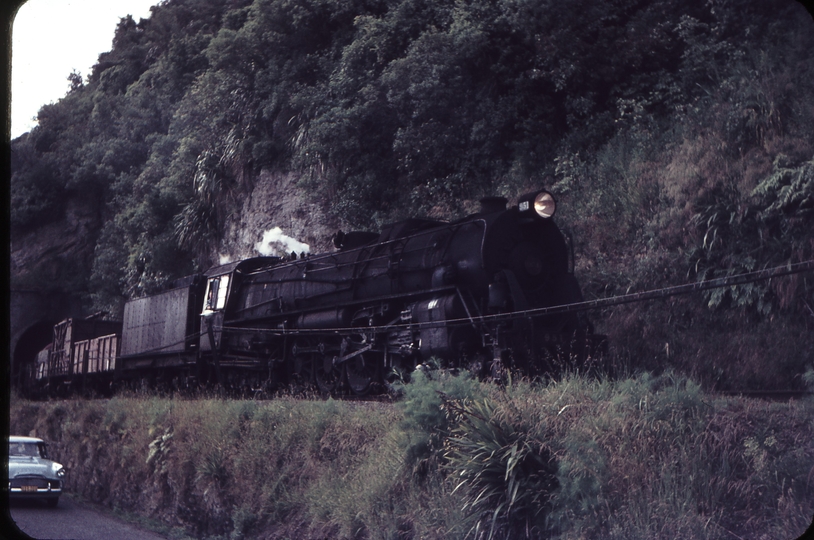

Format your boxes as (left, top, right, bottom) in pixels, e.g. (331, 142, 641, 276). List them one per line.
(9, 456, 62, 478)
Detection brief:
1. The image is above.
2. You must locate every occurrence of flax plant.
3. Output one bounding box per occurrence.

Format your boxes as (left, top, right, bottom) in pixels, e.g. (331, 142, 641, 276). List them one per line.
(443, 397, 558, 540)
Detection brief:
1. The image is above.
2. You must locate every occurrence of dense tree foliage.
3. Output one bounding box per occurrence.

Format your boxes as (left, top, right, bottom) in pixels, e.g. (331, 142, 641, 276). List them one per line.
(10, 0, 814, 388)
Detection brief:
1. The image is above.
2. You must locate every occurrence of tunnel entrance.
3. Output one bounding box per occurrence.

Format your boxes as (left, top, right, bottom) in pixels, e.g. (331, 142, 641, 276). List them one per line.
(12, 321, 56, 391)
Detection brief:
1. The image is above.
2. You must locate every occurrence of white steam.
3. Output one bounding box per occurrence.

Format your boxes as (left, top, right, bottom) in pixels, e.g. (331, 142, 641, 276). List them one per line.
(255, 227, 311, 257)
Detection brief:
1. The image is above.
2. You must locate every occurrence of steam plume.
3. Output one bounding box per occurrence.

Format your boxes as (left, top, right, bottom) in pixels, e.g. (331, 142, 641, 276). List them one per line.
(255, 227, 310, 256)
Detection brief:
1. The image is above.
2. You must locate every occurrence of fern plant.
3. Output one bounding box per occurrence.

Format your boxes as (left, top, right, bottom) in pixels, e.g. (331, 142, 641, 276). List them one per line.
(689, 156, 813, 315)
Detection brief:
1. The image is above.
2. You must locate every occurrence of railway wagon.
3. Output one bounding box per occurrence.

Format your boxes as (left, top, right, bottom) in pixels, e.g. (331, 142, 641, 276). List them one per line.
(32, 317, 122, 396)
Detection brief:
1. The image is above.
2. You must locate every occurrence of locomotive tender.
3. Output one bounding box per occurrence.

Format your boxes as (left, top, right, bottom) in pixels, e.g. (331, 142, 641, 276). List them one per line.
(30, 190, 604, 396)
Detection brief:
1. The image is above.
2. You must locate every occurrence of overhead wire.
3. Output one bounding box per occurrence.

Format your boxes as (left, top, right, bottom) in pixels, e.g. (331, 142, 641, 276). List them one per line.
(217, 259, 814, 336)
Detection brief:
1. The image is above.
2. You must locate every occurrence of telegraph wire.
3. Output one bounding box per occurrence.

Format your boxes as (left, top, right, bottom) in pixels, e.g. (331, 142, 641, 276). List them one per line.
(497, 259, 814, 320)
(219, 259, 814, 336)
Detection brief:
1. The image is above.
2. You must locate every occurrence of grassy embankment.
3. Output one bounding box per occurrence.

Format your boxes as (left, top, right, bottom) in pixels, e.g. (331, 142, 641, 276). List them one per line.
(9, 372, 814, 540)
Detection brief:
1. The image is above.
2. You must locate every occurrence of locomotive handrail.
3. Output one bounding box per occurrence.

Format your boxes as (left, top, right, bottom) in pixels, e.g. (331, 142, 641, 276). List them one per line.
(233, 221, 483, 317)
(229, 285, 459, 321)
(232, 253, 445, 315)
(242, 222, 469, 278)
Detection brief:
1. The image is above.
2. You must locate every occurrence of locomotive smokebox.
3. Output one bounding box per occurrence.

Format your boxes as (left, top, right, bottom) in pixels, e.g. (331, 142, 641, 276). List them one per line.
(479, 196, 508, 214)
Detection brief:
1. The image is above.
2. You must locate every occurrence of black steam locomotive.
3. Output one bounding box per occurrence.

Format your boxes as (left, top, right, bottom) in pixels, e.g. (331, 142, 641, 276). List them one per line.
(27, 190, 604, 397)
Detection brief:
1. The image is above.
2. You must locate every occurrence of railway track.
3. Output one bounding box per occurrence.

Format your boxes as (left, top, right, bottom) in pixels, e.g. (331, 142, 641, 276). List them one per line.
(719, 389, 813, 401)
(22, 260, 814, 401)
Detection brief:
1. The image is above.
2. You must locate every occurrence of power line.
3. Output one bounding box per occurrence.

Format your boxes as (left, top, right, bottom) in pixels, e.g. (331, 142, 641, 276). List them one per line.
(220, 260, 814, 336)
(502, 259, 814, 319)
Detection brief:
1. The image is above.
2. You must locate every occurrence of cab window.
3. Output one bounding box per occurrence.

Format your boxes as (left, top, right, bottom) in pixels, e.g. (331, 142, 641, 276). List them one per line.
(204, 275, 230, 312)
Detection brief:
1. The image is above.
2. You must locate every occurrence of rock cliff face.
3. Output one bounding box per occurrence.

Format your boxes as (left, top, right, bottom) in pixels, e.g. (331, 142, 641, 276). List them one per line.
(10, 195, 100, 289)
(217, 169, 341, 264)
(10, 169, 340, 290)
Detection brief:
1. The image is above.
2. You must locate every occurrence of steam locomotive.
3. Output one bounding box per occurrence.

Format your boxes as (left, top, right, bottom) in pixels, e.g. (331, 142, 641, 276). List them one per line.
(26, 190, 605, 397)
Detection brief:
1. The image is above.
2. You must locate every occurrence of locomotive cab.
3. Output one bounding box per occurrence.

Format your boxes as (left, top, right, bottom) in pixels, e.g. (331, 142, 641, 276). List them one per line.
(200, 262, 241, 353)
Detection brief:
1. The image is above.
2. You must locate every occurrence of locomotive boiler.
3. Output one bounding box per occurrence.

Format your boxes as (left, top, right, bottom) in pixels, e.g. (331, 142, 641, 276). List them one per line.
(30, 190, 605, 397)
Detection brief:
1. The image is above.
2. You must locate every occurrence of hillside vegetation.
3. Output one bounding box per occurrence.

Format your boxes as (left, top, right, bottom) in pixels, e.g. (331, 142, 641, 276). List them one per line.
(9, 0, 814, 389)
(9, 373, 814, 539)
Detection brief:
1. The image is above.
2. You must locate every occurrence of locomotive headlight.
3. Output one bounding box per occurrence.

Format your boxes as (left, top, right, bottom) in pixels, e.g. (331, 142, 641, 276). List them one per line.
(533, 191, 556, 218)
(518, 190, 557, 219)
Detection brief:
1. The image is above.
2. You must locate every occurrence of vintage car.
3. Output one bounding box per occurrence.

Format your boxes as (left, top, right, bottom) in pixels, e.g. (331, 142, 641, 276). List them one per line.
(8, 436, 65, 507)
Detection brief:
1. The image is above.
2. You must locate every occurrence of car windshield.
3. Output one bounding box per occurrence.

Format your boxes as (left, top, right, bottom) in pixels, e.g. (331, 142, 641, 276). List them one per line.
(9, 442, 47, 458)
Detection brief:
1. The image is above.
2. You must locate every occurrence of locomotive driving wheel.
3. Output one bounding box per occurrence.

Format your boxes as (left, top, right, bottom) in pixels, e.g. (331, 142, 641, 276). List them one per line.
(314, 348, 341, 395)
(345, 352, 380, 396)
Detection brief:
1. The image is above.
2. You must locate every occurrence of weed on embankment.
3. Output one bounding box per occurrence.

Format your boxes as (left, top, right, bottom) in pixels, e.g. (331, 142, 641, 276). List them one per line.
(9, 372, 814, 540)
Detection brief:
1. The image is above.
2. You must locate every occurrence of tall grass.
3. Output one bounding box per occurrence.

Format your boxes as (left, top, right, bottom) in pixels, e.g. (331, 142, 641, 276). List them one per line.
(461, 373, 814, 539)
(9, 372, 814, 539)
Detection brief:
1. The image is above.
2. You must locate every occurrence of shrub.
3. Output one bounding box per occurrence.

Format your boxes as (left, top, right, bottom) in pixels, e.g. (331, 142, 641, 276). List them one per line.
(396, 366, 485, 472)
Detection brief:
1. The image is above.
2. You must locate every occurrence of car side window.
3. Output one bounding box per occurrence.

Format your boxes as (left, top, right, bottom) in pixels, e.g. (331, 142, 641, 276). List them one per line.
(9, 443, 41, 457)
